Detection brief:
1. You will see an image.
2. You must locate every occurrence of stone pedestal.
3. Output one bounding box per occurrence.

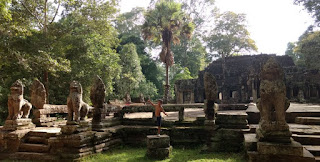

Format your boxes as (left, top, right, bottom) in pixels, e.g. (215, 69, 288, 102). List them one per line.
(207, 112, 248, 152)
(202, 119, 217, 152)
(3, 119, 35, 131)
(247, 140, 315, 162)
(61, 120, 91, 135)
(256, 122, 292, 143)
(257, 141, 303, 156)
(146, 135, 172, 160)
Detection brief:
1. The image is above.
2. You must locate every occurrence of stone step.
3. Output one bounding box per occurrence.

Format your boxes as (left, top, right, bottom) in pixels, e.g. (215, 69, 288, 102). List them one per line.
(316, 156, 320, 162)
(244, 133, 258, 151)
(296, 117, 320, 125)
(28, 131, 51, 137)
(19, 143, 50, 153)
(11, 152, 57, 161)
(28, 128, 60, 138)
(293, 134, 320, 145)
(27, 136, 47, 144)
(304, 145, 320, 156)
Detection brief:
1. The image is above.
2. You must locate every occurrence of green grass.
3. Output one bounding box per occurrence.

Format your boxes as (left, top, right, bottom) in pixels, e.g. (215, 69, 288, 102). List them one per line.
(81, 146, 245, 162)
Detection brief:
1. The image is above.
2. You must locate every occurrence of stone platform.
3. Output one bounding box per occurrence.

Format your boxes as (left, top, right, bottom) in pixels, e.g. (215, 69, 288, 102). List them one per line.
(245, 133, 315, 162)
(2, 119, 35, 131)
(247, 103, 320, 124)
(146, 135, 172, 160)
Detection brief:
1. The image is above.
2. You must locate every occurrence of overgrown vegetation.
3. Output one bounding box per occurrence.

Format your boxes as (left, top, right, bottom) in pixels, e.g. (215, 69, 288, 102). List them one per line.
(81, 146, 245, 162)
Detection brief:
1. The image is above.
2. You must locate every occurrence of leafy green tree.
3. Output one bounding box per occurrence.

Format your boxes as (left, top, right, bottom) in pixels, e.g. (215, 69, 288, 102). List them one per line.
(118, 34, 164, 94)
(172, 36, 207, 77)
(142, 1, 194, 103)
(132, 80, 159, 99)
(285, 42, 302, 65)
(206, 11, 257, 59)
(171, 66, 193, 85)
(52, 0, 120, 103)
(295, 30, 320, 70)
(169, 65, 193, 98)
(0, 0, 11, 20)
(117, 43, 144, 98)
(0, 0, 70, 107)
(116, 7, 165, 96)
(150, 0, 216, 77)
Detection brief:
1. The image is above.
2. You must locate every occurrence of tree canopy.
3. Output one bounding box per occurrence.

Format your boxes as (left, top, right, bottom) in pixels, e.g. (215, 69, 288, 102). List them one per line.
(206, 11, 257, 59)
(294, 0, 320, 25)
(295, 30, 320, 69)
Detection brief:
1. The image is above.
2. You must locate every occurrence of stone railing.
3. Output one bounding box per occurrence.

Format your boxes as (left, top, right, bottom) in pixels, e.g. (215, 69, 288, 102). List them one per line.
(119, 103, 204, 121)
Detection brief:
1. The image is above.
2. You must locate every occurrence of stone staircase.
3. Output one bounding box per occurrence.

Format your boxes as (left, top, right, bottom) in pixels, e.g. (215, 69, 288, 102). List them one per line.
(10, 128, 60, 161)
(292, 117, 320, 162)
(247, 121, 320, 161)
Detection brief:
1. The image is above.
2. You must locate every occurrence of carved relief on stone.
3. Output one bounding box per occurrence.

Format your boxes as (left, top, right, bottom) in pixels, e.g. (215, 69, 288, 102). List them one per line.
(7, 80, 32, 120)
(67, 81, 88, 123)
(256, 57, 291, 143)
(30, 79, 47, 109)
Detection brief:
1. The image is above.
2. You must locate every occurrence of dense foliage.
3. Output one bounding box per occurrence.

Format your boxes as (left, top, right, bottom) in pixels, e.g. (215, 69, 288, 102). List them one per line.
(285, 28, 320, 70)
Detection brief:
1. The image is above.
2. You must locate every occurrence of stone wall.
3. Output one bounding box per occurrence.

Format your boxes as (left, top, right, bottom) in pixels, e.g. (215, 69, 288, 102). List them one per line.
(175, 54, 320, 104)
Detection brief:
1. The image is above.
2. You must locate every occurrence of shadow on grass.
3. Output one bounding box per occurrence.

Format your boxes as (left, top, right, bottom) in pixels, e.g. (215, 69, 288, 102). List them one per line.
(81, 146, 245, 162)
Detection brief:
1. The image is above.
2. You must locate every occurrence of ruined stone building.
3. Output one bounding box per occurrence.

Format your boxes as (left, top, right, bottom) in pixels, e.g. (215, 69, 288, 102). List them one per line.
(175, 54, 320, 104)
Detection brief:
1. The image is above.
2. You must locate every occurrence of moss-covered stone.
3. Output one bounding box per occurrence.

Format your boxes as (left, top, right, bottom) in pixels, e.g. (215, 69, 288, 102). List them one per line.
(147, 135, 170, 149)
(146, 146, 172, 160)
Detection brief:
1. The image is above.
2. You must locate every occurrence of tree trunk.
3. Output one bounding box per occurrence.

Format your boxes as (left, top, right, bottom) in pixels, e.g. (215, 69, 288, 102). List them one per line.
(162, 29, 173, 104)
(43, 71, 49, 103)
(43, 0, 49, 103)
(164, 64, 169, 103)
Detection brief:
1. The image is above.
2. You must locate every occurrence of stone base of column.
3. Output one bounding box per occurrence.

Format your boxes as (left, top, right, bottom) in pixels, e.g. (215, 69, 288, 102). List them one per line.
(146, 135, 172, 160)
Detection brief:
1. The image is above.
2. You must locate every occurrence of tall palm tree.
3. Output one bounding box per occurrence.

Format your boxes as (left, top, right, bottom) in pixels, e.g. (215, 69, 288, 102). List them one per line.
(142, 1, 194, 103)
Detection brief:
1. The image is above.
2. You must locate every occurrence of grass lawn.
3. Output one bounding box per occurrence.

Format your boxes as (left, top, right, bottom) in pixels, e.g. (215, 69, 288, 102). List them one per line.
(81, 146, 246, 162)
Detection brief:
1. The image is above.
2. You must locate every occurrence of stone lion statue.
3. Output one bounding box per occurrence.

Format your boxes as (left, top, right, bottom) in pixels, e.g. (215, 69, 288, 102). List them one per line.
(7, 80, 32, 120)
(67, 81, 89, 122)
(256, 58, 291, 142)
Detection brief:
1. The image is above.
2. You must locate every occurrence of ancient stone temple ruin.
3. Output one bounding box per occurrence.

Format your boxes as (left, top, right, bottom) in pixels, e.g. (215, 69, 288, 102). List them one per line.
(175, 54, 320, 104)
(1, 55, 320, 161)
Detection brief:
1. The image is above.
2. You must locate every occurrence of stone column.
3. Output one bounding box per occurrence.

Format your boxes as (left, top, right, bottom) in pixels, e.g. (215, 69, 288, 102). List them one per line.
(178, 107, 184, 122)
(202, 72, 218, 152)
